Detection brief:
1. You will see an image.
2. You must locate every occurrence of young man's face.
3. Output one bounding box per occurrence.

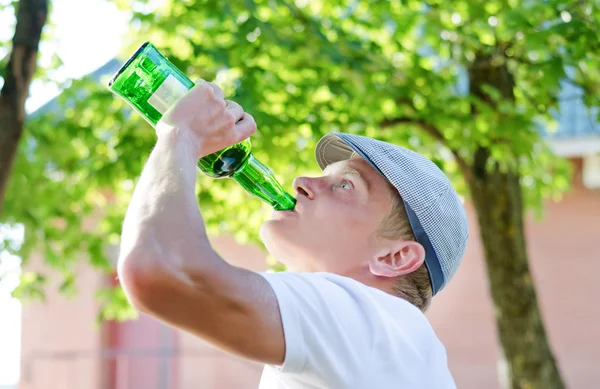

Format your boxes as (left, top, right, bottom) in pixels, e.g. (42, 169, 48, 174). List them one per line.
(260, 157, 395, 276)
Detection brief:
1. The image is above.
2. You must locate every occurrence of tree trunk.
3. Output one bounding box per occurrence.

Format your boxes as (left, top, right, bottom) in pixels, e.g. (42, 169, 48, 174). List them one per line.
(469, 159, 565, 389)
(0, 0, 48, 213)
(468, 54, 565, 388)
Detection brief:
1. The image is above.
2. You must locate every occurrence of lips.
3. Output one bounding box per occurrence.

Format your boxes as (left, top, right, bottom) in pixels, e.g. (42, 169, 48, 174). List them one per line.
(271, 197, 305, 219)
(271, 210, 296, 220)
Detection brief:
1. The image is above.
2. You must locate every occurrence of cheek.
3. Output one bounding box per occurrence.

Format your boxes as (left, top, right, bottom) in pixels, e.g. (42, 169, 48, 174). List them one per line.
(307, 204, 375, 238)
(307, 201, 349, 226)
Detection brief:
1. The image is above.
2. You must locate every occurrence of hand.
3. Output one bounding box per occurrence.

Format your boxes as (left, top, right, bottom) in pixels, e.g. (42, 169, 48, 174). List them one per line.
(156, 79, 256, 159)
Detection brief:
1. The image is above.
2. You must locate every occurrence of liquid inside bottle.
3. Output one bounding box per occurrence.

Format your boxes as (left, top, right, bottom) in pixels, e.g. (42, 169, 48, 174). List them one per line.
(198, 141, 251, 178)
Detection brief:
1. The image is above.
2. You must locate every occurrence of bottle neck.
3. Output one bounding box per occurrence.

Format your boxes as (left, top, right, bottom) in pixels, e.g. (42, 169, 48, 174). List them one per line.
(232, 154, 296, 211)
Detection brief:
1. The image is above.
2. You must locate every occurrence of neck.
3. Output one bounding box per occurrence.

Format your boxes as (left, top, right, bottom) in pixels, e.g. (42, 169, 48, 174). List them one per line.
(339, 266, 399, 297)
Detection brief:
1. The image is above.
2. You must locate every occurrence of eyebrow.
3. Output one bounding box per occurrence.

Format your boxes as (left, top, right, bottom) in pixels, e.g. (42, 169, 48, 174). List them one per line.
(342, 165, 371, 191)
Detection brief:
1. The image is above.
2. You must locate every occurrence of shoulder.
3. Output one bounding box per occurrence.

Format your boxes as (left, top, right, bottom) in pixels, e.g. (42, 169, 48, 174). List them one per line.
(258, 271, 453, 387)
(259, 270, 425, 320)
(259, 270, 439, 354)
(258, 271, 403, 313)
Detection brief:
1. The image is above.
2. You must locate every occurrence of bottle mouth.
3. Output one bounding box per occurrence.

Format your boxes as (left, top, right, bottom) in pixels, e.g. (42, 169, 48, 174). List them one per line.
(107, 41, 150, 88)
(273, 195, 297, 211)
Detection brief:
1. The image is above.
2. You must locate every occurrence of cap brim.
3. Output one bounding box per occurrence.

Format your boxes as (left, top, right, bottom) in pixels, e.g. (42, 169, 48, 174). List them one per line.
(315, 133, 355, 170)
(315, 133, 386, 178)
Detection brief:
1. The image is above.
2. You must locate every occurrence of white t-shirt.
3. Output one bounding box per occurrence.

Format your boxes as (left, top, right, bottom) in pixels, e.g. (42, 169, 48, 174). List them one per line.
(257, 271, 456, 389)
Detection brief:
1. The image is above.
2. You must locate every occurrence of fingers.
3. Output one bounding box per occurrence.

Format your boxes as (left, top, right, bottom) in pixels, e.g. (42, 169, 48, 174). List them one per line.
(199, 80, 224, 100)
(193, 79, 225, 100)
(188, 79, 255, 145)
(234, 112, 257, 140)
(225, 100, 244, 123)
(209, 83, 225, 100)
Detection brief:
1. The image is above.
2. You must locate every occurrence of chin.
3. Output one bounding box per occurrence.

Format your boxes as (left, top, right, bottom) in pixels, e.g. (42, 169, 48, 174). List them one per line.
(260, 220, 285, 252)
(259, 219, 278, 245)
(259, 221, 309, 271)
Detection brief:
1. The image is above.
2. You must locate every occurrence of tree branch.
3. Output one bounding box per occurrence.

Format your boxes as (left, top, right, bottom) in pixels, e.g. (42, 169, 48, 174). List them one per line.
(280, 0, 475, 184)
(380, 117, 444, 142)
(2, 0, 48, 114)
(508, 56, 557, 68)
(380, 117, 474, 184)
(0, 0, 48, 213)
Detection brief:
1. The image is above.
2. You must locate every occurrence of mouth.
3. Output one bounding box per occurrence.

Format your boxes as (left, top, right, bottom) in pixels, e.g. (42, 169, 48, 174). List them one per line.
(271, 209, 297, 220)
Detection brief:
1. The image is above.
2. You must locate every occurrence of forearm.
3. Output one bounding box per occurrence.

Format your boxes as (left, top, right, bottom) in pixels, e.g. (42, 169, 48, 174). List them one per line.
(118, 129, 214, 284)
(112, 83, 285, 365)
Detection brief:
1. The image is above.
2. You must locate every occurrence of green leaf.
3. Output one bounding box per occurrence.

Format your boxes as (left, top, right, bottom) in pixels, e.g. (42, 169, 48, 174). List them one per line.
(2, 0, 595, 328)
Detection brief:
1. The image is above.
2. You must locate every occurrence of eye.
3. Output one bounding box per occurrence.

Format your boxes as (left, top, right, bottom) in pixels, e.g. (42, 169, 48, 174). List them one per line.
(340, 180, 352, 190)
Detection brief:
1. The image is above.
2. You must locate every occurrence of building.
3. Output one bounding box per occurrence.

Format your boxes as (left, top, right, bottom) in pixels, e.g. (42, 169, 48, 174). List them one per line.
(16, 60, 600, 389)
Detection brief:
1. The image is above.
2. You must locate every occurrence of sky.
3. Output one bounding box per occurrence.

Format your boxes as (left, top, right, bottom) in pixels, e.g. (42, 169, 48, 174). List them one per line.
(0, 0, 130, 384)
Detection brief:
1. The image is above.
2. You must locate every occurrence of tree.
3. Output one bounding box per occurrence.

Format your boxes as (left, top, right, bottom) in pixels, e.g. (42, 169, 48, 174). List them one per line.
(2, 0, 599, 388)
(0, 0, 48, 210)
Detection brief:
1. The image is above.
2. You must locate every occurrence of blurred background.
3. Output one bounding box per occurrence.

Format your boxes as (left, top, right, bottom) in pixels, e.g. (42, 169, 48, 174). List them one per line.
(0, 0, 599, 388)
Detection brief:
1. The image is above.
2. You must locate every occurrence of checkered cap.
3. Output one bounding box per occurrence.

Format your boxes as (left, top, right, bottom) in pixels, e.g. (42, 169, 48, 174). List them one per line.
(315, 132, 469, 295)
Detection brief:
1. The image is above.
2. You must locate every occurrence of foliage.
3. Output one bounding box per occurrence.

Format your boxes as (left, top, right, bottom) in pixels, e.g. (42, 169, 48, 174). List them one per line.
(1, 0, 599, 320)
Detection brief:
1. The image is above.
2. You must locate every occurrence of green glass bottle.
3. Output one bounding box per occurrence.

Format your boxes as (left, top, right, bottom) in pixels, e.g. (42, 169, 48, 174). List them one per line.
(107, 42, 296, 211)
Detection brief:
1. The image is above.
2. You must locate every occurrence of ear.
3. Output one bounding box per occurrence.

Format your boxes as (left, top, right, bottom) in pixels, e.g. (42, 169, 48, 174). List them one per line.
(369, 240, 426, 278)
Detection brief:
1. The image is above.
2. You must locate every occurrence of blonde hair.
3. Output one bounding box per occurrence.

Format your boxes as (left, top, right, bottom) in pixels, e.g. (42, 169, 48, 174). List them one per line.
(377, 184, 433, 312)
(347, 153, 433, 311)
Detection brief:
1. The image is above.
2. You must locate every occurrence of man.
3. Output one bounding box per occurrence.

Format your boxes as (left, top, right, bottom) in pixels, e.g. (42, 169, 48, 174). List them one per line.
(117, 80, 469, 389)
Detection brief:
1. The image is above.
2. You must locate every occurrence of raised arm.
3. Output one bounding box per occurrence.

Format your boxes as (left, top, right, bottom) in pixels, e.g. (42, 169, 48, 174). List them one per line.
(116, 81, 285, 365)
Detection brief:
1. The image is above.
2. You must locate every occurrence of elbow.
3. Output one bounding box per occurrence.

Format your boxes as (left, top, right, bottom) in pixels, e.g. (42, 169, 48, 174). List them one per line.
(117, 240, 216, 314)
(117, 249, 164, 313)
(117, 246, 195, 314)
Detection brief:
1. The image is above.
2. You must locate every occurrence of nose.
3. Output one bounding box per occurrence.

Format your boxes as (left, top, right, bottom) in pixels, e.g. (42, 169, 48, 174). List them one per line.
(293, 176, 316, 200)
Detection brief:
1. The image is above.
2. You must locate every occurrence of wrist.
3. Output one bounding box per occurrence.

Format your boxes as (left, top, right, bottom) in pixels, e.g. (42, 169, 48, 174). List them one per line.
(155, 123, 199, 161)
(150, 131, 199, 190)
